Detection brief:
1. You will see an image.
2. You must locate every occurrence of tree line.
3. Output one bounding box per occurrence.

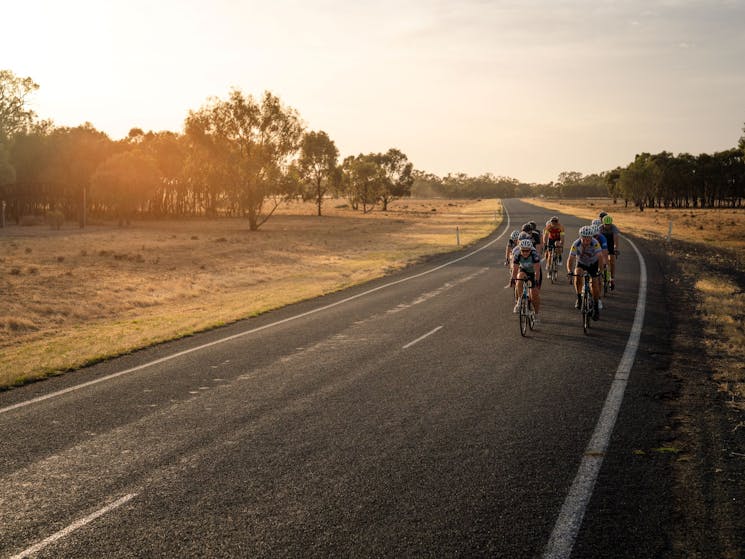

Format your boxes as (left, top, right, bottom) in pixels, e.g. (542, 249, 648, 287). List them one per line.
(2, 68, 744, 225)
(0, 70, 413, 229)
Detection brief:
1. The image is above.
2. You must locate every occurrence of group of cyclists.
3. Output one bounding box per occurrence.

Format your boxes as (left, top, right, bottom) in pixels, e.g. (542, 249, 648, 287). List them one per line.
(505, 211, 620, 327)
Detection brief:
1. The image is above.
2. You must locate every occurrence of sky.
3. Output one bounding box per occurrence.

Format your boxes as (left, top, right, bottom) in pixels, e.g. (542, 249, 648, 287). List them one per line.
(3, 0, 745, 184)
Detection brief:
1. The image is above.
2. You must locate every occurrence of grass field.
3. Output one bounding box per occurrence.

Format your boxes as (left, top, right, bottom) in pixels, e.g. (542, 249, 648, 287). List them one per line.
(1, 198, 501, 388)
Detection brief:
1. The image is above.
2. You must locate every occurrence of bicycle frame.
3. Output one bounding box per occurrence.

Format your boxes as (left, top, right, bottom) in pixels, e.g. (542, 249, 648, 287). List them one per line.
(517, 274, 535, 336)
(569, 272, 594, 334)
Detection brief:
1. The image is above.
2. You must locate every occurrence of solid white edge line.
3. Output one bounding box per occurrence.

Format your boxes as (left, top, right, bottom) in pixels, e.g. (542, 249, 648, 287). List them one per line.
(1, 206, 511, 415)
(402, 326, 444, 349)
(10, 493, 137, 559)
(542, 235, 647, 559)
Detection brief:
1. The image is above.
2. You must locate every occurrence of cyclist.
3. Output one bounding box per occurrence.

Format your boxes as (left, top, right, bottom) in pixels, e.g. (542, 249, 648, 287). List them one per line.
(505, 230, 521, 266)
(519, 222, 543, 257)
(591, 221, 609, 309)
(600, 214, 621, 290)
(511, 237, 542, 324)
(567, 225, 603, 320)
(543, 215, 565, 269)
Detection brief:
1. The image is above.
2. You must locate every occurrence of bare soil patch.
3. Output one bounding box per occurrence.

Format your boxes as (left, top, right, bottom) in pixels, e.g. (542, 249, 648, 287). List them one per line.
(0, 199, 501, 387)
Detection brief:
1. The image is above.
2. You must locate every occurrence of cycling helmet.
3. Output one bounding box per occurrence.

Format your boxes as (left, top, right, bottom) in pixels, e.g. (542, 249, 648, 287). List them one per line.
(522, 223, 532, 233)
(519, 238, 533, 249)
(591, 224, 601, 235)
(579, 226, 593, 238)
(545, 220, 552, 228)
(550, 216, 559, 223)
(510, 230, 520, 240)
(528, 221, 537, 230)
(602, 215, 613, 225)
(591, 218, 602, 227)
(599, 211, 608, 219)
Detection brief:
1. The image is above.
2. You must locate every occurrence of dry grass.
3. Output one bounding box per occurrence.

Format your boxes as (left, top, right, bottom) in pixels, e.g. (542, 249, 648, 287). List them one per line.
(0, 198, 501, 388)
(523, 197, 745, 253)
(526, 197, 745, 412)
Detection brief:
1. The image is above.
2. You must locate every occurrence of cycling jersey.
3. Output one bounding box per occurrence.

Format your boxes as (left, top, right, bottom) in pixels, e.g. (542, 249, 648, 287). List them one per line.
(593, 233, 608, 251)
(569, 238, 602, 266)
(601, 224, 620, 253)
(512, 246, 541, 271)
(545, 224, 564, 241)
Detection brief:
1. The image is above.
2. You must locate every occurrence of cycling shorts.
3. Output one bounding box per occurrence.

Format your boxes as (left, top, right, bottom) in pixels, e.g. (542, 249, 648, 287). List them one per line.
(547, 238, 563, 250)
(517, 268, 542, 289)
(577, 261, 600, 276)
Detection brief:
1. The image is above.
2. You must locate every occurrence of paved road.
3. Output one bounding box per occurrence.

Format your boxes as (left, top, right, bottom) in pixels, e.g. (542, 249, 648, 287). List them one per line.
(0, 199, 677, 558)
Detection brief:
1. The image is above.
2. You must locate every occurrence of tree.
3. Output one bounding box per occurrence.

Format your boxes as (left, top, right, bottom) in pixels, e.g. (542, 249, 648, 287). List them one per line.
(341, 154, 385, 213)
(90, 150, 160, 225)
(618, 154, 655, 210)
(0, 70, 39, 144)
(298, 130, 339, 216)
(185, 89, 304, 230)
(376, 148, 413, 211)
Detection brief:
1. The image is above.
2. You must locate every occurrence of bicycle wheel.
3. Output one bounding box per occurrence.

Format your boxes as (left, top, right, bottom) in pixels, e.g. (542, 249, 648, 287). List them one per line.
(602, 269, 609, 296)
(519, 296, 529, 336)
(528, 299, 536, 330)
(549, 259, 557, 284)
(582, 293, 591, 334)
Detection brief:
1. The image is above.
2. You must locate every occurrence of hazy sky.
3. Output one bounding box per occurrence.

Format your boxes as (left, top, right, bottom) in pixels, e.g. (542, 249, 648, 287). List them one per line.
(4, 0, 745, 183)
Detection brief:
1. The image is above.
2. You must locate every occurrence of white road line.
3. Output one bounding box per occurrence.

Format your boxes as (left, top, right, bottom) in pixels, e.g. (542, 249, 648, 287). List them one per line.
(9, 493, 137, 559)
(543, 235, 648, 559)
(1, 207, 511, 415)
(402, 326, 444, 349)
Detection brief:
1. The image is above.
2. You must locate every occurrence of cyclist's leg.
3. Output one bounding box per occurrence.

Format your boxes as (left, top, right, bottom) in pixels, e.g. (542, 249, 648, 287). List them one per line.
(573, 266, 583, 308)
(531, 278, 541, 314)
(514, 270, 527, 311)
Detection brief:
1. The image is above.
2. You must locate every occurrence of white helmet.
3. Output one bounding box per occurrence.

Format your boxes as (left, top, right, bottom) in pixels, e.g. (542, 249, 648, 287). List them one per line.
(591, 218, 602, 227)
(579, 226, 593, 238)
(519, 238, 533, 249)
(510, 230, 520, 240)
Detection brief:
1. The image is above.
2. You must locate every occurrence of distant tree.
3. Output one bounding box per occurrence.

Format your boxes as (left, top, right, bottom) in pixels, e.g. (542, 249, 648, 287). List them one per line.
(376, 148, 413, 211)
(618, 154, 655, 210)
(185, 89, 304, 230)
(90, 150, 160, 225)
(0, 70, 39, 144)
(341, 154, 385, 213)
(298, 130, 339, 216)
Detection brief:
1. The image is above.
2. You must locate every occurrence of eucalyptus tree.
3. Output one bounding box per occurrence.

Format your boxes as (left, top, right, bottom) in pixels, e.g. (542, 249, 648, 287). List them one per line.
(185, 89, 304, 230)
(376, 148, 413, 211)
(0, 70, 38, 144)
(90, 149, 160, 224)
(298, 130, 339, 216)
(618, 154, 655, 210)
(341, 154, 386, 213)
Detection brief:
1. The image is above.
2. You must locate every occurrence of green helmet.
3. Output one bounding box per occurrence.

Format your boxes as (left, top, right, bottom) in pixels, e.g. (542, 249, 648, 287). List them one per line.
(602, 215, 613, 225)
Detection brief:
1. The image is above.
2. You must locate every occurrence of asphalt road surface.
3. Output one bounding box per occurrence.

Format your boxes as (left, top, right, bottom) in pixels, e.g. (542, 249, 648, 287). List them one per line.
(1, 199, 678, 558)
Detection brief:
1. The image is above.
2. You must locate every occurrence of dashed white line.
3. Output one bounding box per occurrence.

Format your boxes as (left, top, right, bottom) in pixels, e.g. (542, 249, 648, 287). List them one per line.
(10, 493, 137, 559)
(402, 326, 444, 349)
(543, 235, 648, 559)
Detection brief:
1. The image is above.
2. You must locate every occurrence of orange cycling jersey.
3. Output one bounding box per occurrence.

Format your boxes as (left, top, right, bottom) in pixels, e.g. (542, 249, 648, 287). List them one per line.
(545, 224, 564, 241)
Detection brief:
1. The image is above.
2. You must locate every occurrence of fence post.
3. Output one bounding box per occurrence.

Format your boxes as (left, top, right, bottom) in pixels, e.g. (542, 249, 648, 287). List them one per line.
(456, 226, 461, 246)
(666, 220, 672, 242)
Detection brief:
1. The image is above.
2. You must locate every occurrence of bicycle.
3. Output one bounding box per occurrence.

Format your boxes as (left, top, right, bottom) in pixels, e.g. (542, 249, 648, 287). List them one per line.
(568, 272, 595, 334)
(546, 249, 560, 284)
(516, 275, 536, 336)
(601, 264, 611, 297)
